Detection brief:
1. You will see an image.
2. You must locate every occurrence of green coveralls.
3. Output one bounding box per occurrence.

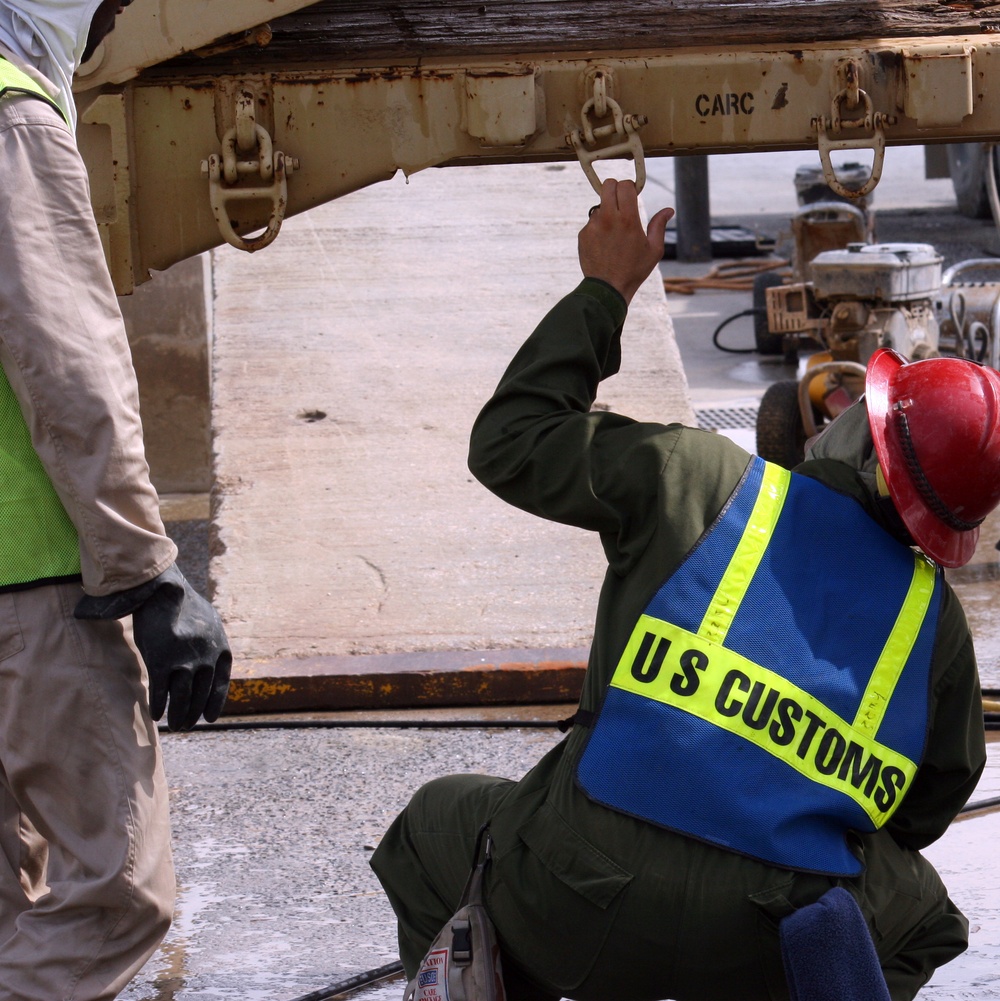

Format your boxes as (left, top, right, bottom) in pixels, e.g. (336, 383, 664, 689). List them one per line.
(370, 279, 985, 1001)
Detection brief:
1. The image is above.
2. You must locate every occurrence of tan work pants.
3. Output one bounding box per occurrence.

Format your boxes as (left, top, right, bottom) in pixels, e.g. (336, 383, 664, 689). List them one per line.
(0, 583, 174, 1000)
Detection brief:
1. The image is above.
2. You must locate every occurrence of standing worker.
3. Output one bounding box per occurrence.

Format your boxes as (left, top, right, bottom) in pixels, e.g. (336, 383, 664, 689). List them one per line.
(0, 2, 231, 997)
(372, 178, 998, 1001)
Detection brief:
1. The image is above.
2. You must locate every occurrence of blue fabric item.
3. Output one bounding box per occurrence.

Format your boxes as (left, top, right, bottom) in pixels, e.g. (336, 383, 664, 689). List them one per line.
(576, 455, 941, 875)
(780, 887, 891, 1001)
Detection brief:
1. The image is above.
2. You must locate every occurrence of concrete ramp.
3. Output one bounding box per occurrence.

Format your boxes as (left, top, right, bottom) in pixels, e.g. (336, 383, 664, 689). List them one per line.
(210, 162, 693, 678)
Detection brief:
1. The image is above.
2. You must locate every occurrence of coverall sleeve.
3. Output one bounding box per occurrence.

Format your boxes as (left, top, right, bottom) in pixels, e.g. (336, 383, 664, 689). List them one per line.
(0, 97, 176, 594)
(885, 586, 986, 849)
(468, 279, 688, 571)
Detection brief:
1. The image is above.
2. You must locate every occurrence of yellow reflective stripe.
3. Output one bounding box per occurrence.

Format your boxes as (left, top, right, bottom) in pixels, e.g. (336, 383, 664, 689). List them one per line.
(0, 57, 65, 121)
(611, 616, 917, 826)
(697, 462, 790, 644)
(853, 555, 936, 735)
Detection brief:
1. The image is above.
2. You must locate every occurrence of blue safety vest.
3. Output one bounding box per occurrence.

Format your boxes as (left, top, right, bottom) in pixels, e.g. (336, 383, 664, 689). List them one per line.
(576, 456, 941, 876)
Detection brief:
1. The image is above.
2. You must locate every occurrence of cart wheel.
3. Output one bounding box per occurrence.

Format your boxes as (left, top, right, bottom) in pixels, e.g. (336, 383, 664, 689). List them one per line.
(753, 271, 786, 355)
(756, 380, 816, 469)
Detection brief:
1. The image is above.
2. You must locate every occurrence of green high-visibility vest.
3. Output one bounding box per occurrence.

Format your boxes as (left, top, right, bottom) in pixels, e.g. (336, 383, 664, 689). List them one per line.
(0, 57, 81, 589)
(0, 55, 64, 120)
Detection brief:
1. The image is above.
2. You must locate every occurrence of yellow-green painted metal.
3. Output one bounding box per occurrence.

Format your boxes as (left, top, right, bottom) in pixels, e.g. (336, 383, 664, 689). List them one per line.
(77, 35, 1000, 292)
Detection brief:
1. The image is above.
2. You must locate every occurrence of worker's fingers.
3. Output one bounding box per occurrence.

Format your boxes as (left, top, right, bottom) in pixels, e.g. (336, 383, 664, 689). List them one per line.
(166, 669, 194, 732)
(148, 672, 168, 722)
(203, 650, 233, 724)
(647, 207, 675, 257)
(579, 181, 670, 303)
(612, 178, 639, 215)
(599, 177, 618, 215)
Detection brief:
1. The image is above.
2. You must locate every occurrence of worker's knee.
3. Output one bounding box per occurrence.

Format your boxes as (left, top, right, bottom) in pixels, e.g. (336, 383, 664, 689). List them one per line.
(112, 837, 175, 954)
(373, 773, 511, 888)
(879, 895, 968, 1001)
(850, 832, 968, 998)
(372, 774, 517, 979)
(375, 773, 513, 871)
(130, 881, 174, 954)
(406, 773, 513, 831)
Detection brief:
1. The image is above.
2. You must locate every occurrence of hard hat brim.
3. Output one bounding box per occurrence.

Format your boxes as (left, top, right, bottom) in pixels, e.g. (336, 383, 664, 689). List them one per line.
(866, 348, 978, 568)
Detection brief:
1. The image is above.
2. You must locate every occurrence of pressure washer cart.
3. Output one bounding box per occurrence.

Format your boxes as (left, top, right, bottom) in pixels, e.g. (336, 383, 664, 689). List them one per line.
(755, 242, 942, 468)
(751, 200, 871, 355)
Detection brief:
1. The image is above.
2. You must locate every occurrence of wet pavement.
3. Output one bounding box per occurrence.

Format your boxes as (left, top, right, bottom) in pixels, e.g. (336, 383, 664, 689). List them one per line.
(120, 709, 568, 1001)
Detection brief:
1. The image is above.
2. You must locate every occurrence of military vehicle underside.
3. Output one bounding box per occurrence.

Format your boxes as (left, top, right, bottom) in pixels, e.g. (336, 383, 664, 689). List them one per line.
(74, 1, 1000, 291)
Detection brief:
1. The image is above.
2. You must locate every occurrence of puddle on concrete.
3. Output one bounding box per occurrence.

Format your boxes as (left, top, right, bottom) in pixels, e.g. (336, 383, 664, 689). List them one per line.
(923, 810, 1000, 999)
(349, 981, 407, 1001)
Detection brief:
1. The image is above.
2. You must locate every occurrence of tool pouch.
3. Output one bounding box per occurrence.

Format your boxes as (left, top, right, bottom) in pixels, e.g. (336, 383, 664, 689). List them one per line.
(403, 827, 506, 1001)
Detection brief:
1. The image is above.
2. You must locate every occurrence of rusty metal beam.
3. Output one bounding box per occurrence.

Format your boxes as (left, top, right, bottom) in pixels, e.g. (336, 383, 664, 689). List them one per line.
(73, 0, 317, 91)
(83, 34, 1000, 292)
(151, 0, 1000, 71)
(223, 648, 588, 714)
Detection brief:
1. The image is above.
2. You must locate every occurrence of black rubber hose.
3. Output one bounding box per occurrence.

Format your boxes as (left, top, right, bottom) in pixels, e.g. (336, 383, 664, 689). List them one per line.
(286, 960, 404, 1001)
(712, 308, 763, 354)
(958, 794, 1000, 816)
(160, 718, 566, 733)
(166, 702, 1000, 734)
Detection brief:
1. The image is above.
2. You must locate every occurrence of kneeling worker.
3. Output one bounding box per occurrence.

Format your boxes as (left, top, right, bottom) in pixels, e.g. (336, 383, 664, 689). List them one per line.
(372, 178, 996, 1001)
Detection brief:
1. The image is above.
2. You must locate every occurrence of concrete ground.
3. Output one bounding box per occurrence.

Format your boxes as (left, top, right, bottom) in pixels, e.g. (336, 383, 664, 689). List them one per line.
(207, 158, 691, 681)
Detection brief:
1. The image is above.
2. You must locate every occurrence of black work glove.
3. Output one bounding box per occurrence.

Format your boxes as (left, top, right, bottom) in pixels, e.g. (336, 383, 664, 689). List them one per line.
(74, 563, 232, 731)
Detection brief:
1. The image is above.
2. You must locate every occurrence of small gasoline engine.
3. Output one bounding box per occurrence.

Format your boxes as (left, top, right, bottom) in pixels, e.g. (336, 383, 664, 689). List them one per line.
(755, 242, 1000, 468)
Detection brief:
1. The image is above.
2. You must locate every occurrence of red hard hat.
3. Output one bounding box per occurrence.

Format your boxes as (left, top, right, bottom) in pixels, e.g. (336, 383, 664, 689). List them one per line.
(866, 348, 1000, 567)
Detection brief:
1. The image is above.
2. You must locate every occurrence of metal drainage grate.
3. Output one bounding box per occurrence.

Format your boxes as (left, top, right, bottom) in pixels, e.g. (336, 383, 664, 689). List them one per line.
(694, 405, 759, 431)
